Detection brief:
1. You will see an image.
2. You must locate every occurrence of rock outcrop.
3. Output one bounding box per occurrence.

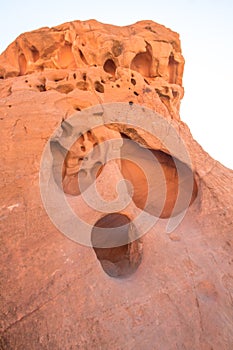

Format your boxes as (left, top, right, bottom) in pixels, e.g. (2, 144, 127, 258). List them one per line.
(0, 20, 232, 350)
(0, 19, 184, 119)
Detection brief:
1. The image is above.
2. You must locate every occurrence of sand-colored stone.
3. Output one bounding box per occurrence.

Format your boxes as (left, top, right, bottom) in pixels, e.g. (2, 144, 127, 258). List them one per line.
(0, 20, 232, 349)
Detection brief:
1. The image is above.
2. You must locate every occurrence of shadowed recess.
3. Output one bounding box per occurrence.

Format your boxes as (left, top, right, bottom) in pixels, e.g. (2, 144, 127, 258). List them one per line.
(120, 135, 198, 218)
(130, 43, 153, 77)
(92, 213, 143, 278)
(103, 59, 117, 76)
(18, 53, 27, 75)
(51, 125, 198, 218)
(168, 53, 178, 84)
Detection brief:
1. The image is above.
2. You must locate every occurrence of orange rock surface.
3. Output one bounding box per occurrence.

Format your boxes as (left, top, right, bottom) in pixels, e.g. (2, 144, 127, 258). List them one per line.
(0, 20, 233, 349)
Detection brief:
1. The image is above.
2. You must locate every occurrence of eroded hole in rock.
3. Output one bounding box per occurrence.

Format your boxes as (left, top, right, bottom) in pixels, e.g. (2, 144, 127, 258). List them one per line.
(57, 43, 75, 68)
(78, 49, 88, 65)
(54, 77, 64, 82)
(120, 137, 198, 218)
(131, 78, 136, 85)
(52, 124, 198, 218)
(94, 81, 105, 93)
(112, 40, 123, 57)
(76, 81, 89, 91)
(37, 84, 46, 92)
(103, 59, 117, 76)
(18, 53, 27, 75)
(92, 213, 142, 278)
(61, 129, 103, 196)
(172, 90, 178, 98)
(130, 43, 153, 77)
(56, 83, 74, 94)
(168, 53, 178, 84)
(30, 45, 39, 62)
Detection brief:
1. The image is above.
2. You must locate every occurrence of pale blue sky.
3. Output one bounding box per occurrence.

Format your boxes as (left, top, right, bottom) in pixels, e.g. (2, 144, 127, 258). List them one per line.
(1, 0, 232, 168)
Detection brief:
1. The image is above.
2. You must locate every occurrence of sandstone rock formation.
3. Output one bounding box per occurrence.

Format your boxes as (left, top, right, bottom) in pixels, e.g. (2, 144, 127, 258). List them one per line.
(0, 20, 233, 349)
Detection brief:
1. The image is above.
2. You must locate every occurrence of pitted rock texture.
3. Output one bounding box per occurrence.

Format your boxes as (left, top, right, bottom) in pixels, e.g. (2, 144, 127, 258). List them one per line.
(0, 19, 184, 119)
(0, 20, 233, 350)
(58, 124, 198, 218)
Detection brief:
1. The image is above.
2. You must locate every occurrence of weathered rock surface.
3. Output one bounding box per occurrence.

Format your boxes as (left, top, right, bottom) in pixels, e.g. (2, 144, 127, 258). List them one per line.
(0, 20, 232, 350)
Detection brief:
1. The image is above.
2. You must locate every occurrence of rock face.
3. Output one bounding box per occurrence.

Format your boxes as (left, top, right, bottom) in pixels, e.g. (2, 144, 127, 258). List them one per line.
(0, 20, 184, 119)
(0, 20, 233, 350)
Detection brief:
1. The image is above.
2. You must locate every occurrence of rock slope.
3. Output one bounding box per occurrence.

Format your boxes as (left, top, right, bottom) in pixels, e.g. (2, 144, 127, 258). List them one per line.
(0, 20, 232, 350)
